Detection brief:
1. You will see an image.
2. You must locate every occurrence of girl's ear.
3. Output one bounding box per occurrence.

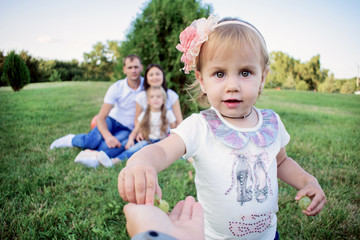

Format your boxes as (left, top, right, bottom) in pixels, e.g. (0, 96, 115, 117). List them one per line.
(259, 66, 269, 93)
(195, 70, 206, 93)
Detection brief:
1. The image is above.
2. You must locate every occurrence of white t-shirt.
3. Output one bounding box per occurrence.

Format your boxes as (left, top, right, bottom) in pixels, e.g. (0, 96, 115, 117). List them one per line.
(171, 107, 290, 240)
(104, 77, 144, 130)
(135, 88, 179, 111)
(138, 110, 176, 139)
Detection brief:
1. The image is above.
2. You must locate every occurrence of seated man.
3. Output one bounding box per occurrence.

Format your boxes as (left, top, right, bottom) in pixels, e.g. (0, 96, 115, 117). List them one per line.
(50, 54, 144, 159)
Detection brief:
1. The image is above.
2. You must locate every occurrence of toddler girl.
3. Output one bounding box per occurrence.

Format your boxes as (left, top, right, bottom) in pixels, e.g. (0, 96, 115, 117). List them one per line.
(135, 64, 183, 128)
(118, 15, 326, 240)
(116, 86, 176, 161)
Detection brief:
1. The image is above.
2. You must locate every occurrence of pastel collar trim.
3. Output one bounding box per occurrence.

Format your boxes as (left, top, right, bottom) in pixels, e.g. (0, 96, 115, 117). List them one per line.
(201, 108, 278, 149)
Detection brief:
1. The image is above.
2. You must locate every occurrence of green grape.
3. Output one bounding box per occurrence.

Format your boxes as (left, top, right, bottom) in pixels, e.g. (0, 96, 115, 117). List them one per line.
(154, 194, 169, 213)
(298, 196, 311, 211)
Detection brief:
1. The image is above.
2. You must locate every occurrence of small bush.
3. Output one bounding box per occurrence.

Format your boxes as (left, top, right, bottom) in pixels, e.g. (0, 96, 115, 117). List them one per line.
(295, 80, 309, 91)
(49, 70, 62, 82)
(340, 80, 356, 94)
(1, 51, 30, 91)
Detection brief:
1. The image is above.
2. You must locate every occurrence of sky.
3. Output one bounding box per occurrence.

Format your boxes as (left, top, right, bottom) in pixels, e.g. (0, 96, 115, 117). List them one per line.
(0, 0, 359, 79)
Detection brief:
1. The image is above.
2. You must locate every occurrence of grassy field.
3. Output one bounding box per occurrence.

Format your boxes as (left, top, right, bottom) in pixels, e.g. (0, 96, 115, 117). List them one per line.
(0, 82, 359, 239)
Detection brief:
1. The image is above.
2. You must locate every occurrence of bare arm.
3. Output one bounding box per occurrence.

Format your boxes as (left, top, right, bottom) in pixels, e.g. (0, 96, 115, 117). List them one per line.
(125, 124, 141, 150)
(134, 103, 143, 127)
(171, 99, 183, 127)
(97, 103, 121, 148)
(277, 148, 315, 189)
(118, 133, 186, 205)
(277, 147, 326, 216)
(169, 122, 176, 129)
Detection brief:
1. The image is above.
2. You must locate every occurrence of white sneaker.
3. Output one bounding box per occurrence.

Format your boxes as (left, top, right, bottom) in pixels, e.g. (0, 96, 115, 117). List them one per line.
(50, 134, 75, 149)
(97, 151, 113, 168)
(74, 150, 99, 168)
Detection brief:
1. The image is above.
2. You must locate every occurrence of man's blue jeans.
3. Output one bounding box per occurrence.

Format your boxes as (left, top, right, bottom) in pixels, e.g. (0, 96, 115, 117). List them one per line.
(72, 117, 131, 158)
(116, 139, 160, 161)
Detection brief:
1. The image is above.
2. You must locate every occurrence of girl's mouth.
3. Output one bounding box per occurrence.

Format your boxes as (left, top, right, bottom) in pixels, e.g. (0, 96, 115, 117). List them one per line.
(223, 99, 242, 108)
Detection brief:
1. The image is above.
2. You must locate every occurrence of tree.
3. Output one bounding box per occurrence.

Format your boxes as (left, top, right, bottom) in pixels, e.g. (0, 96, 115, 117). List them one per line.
(115, 0, 212, 115)
(82, 40, 119, 81)
(295, 80, 309, 91)
(49, 69, 62, 82)
(340, 80, 356, 94)
(1, 51, 30, 91)
(19, 50, 41, 83)
(318, 73, 335, 93)
(294, 55, 327, 90)
(0, 50, 6, 86)
(267, 52, 329, 91)
(38, 59, 56, 82)
(52, 60, 83, 81)
(267, 51, 297, 88)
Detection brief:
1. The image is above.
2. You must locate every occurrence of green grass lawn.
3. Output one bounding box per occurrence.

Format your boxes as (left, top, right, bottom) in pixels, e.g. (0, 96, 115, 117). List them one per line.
(0, 82, 359, 239)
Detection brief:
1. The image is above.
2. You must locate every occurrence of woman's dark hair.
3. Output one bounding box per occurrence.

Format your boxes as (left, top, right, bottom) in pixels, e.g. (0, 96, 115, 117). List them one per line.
(144, 64, 167, 92)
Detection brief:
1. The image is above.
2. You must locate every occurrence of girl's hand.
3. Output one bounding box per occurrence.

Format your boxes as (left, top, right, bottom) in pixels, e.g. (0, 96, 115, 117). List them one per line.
(136, 132, 144, 142)
(118, 164, 162, 205)
(295, 181, 326, 216)
(105, 135, 121, 148)
(125, 139, 135, 150)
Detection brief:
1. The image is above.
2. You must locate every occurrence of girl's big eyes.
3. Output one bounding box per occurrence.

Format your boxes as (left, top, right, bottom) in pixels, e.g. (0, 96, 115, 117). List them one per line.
(214, 71, 251, 78)
(241, 71, 250, 77)
(215, 72, 225, 78)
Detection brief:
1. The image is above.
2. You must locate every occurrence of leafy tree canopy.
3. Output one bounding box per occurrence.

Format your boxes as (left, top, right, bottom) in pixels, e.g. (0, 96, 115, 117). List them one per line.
(115, 0, 212, 115)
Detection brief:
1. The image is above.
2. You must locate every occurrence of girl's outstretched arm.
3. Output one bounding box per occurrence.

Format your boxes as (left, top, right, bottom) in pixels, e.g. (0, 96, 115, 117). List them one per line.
(118, 133, 186, 205)
(277, 148, 327, 216)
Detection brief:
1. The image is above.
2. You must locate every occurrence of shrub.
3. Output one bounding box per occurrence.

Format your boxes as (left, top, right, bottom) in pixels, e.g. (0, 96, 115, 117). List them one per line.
(318, 74, 335, 93)
(340, 80, 356, 94)
(1, 51, 30, 91)
(295, 80, 309, 91)
(49, 70, 62, 82)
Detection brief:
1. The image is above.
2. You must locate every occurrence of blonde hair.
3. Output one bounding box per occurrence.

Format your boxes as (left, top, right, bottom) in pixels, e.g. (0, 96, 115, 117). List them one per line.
(190, 18, 269, 107)
(139, 86, 168, 140)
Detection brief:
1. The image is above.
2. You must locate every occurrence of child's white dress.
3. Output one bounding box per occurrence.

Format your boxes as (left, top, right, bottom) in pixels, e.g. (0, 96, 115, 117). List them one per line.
(172, 107, 290, 240)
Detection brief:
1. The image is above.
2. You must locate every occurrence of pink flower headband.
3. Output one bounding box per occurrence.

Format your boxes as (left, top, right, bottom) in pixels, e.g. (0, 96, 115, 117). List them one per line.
(176, 15, 263, 74)
(175, 15, 218, 74)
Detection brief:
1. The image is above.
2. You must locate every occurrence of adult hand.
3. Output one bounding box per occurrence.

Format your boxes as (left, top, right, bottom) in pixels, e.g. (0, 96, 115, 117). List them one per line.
(124, 196, 204, 240)
(105, 135, 121, 149)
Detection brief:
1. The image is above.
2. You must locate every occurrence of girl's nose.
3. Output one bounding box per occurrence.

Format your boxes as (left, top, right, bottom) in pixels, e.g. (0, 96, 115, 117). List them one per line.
(225, 75, 240, 92)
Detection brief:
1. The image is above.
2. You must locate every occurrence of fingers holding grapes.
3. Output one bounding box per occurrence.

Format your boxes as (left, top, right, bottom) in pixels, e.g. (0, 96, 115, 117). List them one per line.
(118, 164, 161, 205)
(304, 194, 326, 216)
(295, 181, 326, 216)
